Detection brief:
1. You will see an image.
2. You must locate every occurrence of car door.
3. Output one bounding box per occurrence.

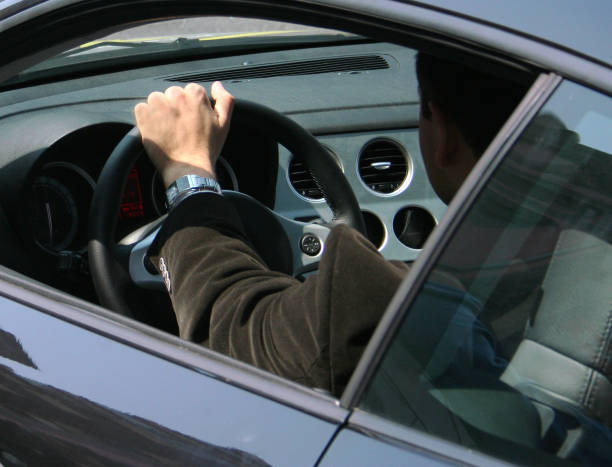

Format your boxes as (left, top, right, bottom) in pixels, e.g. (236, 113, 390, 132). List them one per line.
(0, 1, 443, 465)
(322, 79, 612, 465)
(0, 274, 347, 465)
(0, 3, 357, 464)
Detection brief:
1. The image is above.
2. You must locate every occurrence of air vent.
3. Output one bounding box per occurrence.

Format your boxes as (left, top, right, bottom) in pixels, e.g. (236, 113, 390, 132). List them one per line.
(165, 55, 389, 83)
(288, 148, 341, 201)
(358, 139, 410, 194)
(288, 158, 324, 201)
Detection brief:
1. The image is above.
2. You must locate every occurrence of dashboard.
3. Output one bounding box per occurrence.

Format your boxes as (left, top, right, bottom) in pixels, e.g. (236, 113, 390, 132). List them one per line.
(0, 39, 446, 305)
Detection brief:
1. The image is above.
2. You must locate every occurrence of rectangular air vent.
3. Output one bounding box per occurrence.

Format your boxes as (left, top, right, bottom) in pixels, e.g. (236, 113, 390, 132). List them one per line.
(165, 55, 389, 83)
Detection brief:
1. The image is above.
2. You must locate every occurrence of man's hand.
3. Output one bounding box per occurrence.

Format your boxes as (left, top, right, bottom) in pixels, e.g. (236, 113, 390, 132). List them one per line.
(134, 81, 234, 188)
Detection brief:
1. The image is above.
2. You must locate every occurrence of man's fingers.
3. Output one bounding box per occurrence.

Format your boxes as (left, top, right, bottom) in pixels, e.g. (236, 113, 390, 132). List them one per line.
(185, 82, 206, 97)
(147, 90, 166, 105)
(211, 81, 234, 129)
(134, 102, 147, 122)
(164, 85, 185, 100)
(185, 82, 211, 108)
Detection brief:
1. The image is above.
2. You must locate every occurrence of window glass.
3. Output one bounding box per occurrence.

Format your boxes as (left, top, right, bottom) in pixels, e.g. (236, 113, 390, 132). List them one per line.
(13, 17, 351, 81)
(359, 81, 612, 465)
(99, 17, 333, 40)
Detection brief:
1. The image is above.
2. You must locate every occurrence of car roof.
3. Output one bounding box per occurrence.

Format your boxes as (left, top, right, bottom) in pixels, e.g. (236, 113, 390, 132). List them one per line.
(407, 0, 611, 67)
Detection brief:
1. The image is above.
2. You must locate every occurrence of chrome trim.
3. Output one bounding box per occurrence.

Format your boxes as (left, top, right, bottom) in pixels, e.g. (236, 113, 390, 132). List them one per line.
(341, 72, 563, 409)
(371, 161, 391, 170)
(356, 137, 413, 198)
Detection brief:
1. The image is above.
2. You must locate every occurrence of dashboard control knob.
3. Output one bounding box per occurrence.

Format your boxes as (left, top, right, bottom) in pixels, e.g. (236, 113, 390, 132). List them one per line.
(300, 234, 321, 256)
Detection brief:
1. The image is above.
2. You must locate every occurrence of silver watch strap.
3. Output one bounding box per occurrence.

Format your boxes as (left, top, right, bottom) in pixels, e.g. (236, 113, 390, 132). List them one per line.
(166, 174, 222, 209)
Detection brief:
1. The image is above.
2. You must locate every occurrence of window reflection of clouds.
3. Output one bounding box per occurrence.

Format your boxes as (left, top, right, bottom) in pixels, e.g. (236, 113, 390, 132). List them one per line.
(575, 111, 612, 154)
(544, 81, 612, 155)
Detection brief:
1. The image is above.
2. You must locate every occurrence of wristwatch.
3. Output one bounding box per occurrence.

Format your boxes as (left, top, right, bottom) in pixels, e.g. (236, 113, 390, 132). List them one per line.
(166, 174, 222, 210)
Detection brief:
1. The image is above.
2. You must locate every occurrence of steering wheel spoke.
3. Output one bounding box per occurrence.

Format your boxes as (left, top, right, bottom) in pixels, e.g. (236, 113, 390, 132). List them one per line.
(224, 190, 331, 276)
(267, 212, 331, 276)
(120, 221, 166, 291)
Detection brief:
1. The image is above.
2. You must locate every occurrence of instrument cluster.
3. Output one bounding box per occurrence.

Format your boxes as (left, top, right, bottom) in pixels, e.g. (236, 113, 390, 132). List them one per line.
(26, 124, 239, 257)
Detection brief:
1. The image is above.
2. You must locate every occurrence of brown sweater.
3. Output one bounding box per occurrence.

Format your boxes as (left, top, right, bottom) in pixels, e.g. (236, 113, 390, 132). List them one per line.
(149, 194, 408, 396)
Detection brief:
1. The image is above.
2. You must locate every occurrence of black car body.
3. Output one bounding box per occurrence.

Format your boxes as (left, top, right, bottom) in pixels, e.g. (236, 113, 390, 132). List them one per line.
(0, 1, 610, 465)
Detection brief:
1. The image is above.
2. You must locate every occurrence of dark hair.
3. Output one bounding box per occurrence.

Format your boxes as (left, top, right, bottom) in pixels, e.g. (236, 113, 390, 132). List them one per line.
(416, 52, 528, 157)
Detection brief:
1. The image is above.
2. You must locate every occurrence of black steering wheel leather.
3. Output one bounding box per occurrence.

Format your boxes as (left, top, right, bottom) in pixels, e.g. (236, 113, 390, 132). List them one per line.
(88, 99, 365, 317)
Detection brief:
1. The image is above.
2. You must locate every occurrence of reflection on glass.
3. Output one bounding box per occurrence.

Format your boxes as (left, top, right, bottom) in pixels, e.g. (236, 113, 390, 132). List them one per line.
(360, 81, 612, 466)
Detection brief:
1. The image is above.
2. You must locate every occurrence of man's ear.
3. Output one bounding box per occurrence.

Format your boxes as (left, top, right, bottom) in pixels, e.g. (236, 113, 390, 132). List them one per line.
(429, 101, 458, 168)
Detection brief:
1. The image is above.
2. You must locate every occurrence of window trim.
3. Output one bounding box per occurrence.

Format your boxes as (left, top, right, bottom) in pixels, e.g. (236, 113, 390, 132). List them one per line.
(341, 71, 563, 409)
(343, 408, 511, 467)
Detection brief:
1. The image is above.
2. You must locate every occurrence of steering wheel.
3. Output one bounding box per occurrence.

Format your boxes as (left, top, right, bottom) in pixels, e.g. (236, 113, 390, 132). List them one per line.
(88, 99, 365, 317)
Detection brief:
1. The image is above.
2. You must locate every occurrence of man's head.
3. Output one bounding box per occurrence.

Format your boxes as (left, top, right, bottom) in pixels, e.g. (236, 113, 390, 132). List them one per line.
(416, 52, 528, 203)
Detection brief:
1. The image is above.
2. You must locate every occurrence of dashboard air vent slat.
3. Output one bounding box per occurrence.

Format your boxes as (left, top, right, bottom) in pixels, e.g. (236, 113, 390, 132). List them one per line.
(166, 55, 389, 83)
(288, 159, 323, 200)
(358, 140, 409, 194)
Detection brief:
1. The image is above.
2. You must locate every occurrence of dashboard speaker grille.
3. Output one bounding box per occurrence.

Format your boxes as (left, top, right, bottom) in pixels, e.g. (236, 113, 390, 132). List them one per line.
(165, 55, 389, 82)
(358, 140, 408, 194)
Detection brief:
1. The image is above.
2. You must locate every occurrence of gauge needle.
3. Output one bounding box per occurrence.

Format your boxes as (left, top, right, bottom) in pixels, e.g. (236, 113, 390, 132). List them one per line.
(45, 202, 53, 246)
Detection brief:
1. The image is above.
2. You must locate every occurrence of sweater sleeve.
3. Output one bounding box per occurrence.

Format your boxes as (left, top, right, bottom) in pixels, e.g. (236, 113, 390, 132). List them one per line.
(148, 193, 409, 395)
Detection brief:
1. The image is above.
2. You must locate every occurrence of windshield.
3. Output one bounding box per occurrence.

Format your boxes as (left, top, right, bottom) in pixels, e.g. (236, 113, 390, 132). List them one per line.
(104, 17, 337, 41)
(8, 17, 358, 86)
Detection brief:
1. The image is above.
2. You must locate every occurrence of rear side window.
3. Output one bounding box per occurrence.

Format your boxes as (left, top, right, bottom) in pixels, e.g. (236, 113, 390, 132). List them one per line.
(359, 81, 612, 465)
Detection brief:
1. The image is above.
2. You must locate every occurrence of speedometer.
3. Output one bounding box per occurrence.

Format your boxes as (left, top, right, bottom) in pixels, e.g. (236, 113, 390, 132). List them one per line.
(31, 176, 79, 251)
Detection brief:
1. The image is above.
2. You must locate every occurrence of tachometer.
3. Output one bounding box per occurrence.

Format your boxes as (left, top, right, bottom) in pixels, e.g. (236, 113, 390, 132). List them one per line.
(28, 161, 95, 253)
(31, 176, 79, 251)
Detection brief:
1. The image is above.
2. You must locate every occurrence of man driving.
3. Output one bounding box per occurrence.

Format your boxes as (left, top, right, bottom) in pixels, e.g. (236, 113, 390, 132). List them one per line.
(135, 52, 526, 396)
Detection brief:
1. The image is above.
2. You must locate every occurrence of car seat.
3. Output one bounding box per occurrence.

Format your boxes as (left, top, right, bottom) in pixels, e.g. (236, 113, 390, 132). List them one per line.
(501, 229, 612, 462)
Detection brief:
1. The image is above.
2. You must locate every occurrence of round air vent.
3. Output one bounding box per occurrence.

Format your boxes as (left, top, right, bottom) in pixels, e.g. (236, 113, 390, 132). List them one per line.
(288, 158, 324, 201)
(287, 148, 340, 201)
(358, 139, 411, 195)
(393, 206, 436, 249)
(362, 211, 386, 250)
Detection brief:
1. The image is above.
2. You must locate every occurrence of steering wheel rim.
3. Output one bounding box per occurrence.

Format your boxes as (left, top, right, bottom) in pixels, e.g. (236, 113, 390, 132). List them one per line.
(88, 98, 365, 317)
